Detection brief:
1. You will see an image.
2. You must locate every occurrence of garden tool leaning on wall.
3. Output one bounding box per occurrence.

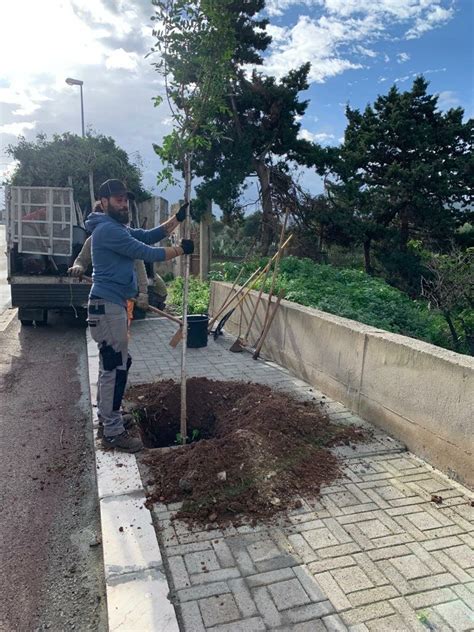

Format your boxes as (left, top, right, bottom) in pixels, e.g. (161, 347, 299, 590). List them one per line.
(230, 209, 291, 352)
(212, 234, 293, 340)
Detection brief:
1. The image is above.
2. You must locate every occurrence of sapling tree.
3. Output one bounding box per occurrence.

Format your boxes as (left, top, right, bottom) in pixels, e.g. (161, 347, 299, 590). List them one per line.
(150, 0, 236, 442)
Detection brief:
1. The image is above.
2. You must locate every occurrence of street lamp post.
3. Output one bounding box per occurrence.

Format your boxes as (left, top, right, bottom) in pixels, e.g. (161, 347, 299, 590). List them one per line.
(65, 77, 94, 209)
(65, 77, 85, 137)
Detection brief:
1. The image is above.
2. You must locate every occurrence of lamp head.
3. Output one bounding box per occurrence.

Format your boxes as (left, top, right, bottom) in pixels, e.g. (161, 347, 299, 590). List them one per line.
(65, 77, 83, 86)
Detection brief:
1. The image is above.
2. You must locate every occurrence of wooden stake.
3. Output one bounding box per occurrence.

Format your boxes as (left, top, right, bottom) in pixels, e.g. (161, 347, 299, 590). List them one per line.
(180, 156, 192, 445)
(241, 209, 290, 346)
(208, 233, 293, 332)
(253, 289, 285, 360)
(254, 209, 290, 349)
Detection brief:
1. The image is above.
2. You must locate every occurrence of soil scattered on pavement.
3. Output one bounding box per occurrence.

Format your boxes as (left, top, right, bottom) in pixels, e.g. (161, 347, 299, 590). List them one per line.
(127, 378, 367, 525)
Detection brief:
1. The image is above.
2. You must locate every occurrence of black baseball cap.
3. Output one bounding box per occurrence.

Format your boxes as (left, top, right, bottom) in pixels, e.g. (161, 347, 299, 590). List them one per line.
(98, 179, 135, 200)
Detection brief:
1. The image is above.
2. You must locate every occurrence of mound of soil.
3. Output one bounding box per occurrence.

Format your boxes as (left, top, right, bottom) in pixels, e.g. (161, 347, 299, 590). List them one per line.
(126, 378, 366, 525)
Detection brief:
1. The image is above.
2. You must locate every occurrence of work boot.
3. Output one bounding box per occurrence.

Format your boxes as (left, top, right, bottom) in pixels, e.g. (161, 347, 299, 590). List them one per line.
(102, 430, 143, 453)
(97, 413, 134, 439)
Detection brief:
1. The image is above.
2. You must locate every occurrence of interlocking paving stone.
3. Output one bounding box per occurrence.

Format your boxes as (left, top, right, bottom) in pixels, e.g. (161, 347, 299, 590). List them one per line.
(185, 550, 220, 575)
(253, 586, 283, 627)
(127, 319, 474, 631)
(331, 567, 374, 593)
(199, 594, 241, 627)
(390, 554, 432, 580)
(268, 578, 311, 610)
(207, 617, 266, 631)
(228, 578, 258, 618)
(179, 601, 205, 632)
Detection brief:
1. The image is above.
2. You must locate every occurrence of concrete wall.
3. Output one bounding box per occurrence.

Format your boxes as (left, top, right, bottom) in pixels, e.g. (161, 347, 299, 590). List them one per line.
(210, 281, 474, 487)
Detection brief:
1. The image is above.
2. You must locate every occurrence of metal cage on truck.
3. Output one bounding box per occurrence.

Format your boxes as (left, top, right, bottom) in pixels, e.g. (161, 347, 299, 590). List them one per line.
(5, 185, 90, 326)
(6, 186, 74, 256)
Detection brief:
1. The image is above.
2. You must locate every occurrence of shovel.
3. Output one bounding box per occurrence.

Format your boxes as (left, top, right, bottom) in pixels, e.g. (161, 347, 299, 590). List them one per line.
(253, 289, 285, 360)
(212, 235, 293, 341)
(230, 211, 291, 352)
(207, 233, 292, 334)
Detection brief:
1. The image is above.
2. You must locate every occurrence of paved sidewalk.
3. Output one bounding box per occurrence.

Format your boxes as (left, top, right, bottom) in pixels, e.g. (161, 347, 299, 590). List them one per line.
(129, 318, 474, 632)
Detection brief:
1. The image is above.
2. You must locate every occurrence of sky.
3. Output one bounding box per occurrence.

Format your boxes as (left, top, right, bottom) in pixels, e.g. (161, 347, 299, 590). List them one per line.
(1, 0, 473, 211)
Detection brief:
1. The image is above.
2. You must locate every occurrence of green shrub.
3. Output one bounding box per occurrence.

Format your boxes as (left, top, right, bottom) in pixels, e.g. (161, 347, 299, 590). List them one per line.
(167, 277, 210, 315)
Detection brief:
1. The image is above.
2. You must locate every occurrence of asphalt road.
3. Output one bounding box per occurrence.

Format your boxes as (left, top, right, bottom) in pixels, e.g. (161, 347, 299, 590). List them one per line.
(0, 306, 107, 630)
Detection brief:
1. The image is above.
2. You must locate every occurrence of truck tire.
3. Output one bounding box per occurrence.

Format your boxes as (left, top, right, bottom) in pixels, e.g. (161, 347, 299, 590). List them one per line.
(35, 310, 48, 326)
(20, 319, 34, 327)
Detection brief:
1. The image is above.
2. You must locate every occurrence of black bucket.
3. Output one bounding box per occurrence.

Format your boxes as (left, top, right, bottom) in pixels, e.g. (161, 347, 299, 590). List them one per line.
(187, 314, 208, 348)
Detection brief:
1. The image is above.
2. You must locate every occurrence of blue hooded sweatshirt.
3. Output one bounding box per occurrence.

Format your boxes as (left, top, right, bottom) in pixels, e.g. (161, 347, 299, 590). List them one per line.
(84, 212, 168, 306)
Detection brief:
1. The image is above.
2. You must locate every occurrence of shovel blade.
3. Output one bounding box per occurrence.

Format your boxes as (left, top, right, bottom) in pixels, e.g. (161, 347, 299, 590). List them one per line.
(229, 338, 246, 353)
(169, 326, 183, 347)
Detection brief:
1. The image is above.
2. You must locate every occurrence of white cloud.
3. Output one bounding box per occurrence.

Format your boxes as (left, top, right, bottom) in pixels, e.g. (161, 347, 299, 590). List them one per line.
(266, 0, 314, 16)
(105, 49, 139, 71)
(0, 121, 37, 136)
(298, 128, 335, 144)
(394, 67, 446, 83)
(265, 0, 454, 29)
(405, 5, 454, 39)
(397, 52, 410, 63)
(355, 46, 378, 58)
(262, 1, 454, 83)
(263, 14, 366, 82)
(1, 159, 19, 183)
(0, 0, 177, 201)
(437, 90, 460, 110)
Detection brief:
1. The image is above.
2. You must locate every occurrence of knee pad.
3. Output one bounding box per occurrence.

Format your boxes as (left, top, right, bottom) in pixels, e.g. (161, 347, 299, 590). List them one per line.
(100, 343, 123, 371)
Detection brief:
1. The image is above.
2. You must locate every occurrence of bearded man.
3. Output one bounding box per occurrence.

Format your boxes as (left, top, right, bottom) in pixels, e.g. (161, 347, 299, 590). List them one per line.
(85, 179, 193, 452)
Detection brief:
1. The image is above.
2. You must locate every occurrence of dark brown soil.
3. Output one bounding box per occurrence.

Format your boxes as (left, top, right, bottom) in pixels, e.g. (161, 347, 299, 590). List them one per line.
(126, 378, 367, 526)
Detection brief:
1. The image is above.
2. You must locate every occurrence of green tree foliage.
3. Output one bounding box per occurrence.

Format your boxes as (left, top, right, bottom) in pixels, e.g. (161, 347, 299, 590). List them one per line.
(151, 0, 238, 178)
(319, 77, 473, 292)
(415, 242, 474, 354)
(211, 211, 261, 257)
(6, 132, 149, 212)
(183, 1, 314, 254)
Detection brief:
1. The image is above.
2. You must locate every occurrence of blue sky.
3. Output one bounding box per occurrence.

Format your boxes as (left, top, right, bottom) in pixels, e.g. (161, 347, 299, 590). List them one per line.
(279, 1, 473, 152)
(1, 0, 472, 208)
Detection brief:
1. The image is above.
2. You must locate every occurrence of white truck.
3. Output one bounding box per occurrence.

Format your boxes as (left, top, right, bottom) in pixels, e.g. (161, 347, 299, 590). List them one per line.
(5, 185, 90, 326)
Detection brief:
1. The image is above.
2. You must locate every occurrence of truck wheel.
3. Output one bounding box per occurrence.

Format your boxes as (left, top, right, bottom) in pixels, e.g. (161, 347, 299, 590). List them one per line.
(20, 319, 34, 327)
(35, 310, 48, 326)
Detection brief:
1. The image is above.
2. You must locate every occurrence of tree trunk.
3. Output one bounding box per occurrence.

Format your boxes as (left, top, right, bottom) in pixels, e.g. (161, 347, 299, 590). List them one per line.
(363, 238, 373, 274)
(88, 171, 95, 211)
(318, 224, 325, 252)
(444, 310, 460, 352)
(199, 201, 212, 280)
(400, 209, 409, 252)
(254, 159, 273, 256)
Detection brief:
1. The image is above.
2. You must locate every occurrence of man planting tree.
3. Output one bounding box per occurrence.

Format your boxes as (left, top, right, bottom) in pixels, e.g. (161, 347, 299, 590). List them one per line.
(84, 179, 193, 453)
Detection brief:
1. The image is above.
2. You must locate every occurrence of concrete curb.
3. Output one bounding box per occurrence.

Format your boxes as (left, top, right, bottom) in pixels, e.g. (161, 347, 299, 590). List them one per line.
(86, 330, 180, 632)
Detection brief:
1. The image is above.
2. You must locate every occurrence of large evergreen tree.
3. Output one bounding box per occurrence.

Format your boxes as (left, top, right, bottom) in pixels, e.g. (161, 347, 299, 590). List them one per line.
(184, 0, 315, 255)
(322, 77, 473, 289)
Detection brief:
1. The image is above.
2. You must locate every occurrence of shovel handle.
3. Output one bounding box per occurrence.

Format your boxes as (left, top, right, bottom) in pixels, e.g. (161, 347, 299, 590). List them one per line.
(147, 305, 183, 326)
(253, 289, 285, 360)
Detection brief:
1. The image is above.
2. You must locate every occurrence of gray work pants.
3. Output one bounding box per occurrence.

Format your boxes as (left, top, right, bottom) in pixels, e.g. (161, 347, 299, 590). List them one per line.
(87, 299, 131, 437)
